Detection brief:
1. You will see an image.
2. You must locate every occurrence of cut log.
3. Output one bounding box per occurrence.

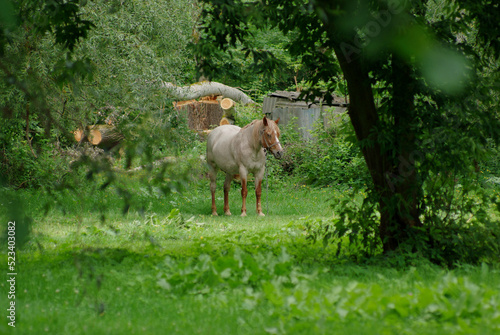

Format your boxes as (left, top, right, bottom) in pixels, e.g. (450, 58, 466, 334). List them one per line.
(219, 117, 232, 126)
(87, 125, 124, 150)
(220, 97, 236, 124)
(220, 97, 235, 111)
(162, 81, 255, 105)
(74, 129, 86, 142)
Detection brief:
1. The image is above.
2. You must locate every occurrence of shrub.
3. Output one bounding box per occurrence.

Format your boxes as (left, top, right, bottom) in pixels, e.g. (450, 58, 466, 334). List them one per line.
(270, 115, 369, 188)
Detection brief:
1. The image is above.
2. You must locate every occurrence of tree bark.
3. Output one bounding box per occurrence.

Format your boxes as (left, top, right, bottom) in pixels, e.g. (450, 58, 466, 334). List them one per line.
(391, 54, 423, 226)
(162, 81, 255, 105)
(332, 44, 426, 252)
(332, 44, 407, 253)
(174, 100, 224, 130)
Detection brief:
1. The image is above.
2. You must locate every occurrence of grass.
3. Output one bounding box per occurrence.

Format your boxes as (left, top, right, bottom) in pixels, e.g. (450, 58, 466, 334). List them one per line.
(2, 178, 500, 334)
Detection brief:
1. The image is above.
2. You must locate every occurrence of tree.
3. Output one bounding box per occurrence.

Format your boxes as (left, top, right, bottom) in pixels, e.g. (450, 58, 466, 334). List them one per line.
(0, 0, 95, 187)
(192, 0, 500, 257)
(0, 0, 201, 242)
(1, 0, 199, 188)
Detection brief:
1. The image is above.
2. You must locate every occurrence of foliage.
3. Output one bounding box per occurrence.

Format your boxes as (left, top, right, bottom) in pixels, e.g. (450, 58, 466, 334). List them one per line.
(1, 0, 499, 269)
(6, 183, 500, 334)
(1, 0, 200, 187)
(157, 247, 302, 295)
(414, 176, 500, 266)
(0, 0, 93, 188)
(0, 0, 206, 252)
(192, 0, 500, 262)
(231, 103, 263, 127)
(263, 112, 369, 189)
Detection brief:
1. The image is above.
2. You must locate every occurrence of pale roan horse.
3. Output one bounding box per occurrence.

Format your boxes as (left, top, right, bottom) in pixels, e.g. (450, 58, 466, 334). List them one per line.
(206, 117, 284, 216)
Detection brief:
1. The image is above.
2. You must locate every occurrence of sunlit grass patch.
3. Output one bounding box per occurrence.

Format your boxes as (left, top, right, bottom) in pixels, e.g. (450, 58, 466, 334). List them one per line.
(4, 176, 500, 334)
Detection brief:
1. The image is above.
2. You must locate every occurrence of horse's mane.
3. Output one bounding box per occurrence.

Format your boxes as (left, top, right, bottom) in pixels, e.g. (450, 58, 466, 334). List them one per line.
(241, 118, 280, 138)
(241, 119, 260, 131)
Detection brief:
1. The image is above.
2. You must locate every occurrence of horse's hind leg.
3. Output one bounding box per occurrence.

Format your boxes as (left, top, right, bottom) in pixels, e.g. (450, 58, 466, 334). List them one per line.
(240, 176, 248, 217)
(255, 179, 265, 216)
(208, 165, 218, 216)
(223, 173, 232, 216)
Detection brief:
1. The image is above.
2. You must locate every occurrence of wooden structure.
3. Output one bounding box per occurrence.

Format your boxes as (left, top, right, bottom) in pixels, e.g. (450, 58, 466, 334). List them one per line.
(263, 91, 348, 139)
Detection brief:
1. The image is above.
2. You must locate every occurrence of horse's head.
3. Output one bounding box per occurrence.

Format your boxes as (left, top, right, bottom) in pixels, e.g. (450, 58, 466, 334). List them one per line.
(261, 117, 284, 159)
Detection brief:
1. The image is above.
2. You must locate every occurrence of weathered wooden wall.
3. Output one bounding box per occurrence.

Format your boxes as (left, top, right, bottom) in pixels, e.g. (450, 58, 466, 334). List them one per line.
(263, 96, 347, 140)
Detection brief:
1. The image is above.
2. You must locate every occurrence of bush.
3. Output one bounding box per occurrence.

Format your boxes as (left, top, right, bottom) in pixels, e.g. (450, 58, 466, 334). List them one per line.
(269, 115, 369, 188)
(0, 119, 70, 189)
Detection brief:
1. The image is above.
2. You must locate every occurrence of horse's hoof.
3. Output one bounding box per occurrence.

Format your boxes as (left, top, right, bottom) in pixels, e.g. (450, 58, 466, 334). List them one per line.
(212, 212, 218, 216)
(241, 212, 247, 217)
(258, 212, 265, 217)
(225, 211, 232, 216)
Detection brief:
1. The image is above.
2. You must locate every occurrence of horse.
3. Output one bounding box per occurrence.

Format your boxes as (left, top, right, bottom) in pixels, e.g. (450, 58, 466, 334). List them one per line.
(206, 117, 284, 216)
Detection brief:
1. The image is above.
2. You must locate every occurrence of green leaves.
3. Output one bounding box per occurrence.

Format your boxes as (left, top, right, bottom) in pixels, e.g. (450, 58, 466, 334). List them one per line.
(155, 249, 500, 333)
(20, 0, 95, 52)
(43, 0, 95, 51)
(156, 248, 300, 295)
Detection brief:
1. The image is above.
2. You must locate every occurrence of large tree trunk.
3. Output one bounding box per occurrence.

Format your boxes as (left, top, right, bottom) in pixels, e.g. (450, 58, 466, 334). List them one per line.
(174, 100, 224, 130)
(390, 54, 423, 227)
(333, 45, 421, 253)
(162, 81, 255, 105)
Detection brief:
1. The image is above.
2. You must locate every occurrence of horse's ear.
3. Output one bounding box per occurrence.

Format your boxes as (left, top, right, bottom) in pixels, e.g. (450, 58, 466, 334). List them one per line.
(263, 116, 268, 126)
(275, 117, 280, 125)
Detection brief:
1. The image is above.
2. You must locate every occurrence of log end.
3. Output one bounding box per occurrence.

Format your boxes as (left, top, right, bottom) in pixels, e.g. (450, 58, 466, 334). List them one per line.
(220, 98, 234, 110)
(74, 129, 85, 142)
(89, 129, 102, 145)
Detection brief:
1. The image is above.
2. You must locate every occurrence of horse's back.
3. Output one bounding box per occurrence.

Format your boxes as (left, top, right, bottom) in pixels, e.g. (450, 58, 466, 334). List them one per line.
(207, 125, 240, 152)
(206, 125, 241, 173)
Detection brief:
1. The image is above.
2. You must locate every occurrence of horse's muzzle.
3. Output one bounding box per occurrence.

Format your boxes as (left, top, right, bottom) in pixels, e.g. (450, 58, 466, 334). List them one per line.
(272, 150, 284, 160)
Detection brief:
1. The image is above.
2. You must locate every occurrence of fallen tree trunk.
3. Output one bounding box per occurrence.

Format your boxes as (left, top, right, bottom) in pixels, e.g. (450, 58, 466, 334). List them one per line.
(162, 81, 255, 105)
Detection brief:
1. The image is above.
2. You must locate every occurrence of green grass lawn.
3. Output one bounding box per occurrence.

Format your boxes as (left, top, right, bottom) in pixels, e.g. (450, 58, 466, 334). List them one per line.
(2, 180, 500, 334)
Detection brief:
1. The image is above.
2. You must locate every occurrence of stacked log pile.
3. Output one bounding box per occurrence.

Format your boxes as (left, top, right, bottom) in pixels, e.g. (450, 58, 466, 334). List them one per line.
(74, 125, 124, 151)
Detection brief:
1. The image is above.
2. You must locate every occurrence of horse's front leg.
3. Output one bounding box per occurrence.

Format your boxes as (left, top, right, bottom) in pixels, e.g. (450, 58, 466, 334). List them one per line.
(255, 171, 265, 216)
(240, 177, 248, 217)
(223, 173, 232, 216)
(209, 165, 218, 216)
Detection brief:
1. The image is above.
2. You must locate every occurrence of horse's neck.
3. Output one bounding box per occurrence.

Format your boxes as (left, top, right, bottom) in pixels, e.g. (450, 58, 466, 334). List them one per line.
(241, 120, 263, 152)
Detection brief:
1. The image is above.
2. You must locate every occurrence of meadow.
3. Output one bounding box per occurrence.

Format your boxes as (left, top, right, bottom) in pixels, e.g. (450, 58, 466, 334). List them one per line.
(1, 0, 500, 333)
(2, 177, 500, 335)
